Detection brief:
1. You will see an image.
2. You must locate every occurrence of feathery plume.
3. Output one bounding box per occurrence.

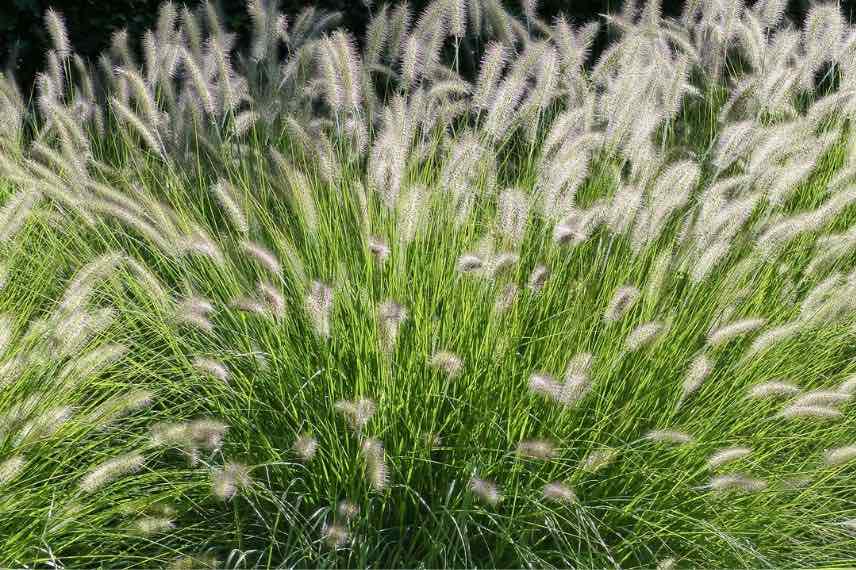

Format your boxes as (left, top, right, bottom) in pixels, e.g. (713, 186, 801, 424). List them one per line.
(80, 452, 145, 493)
(361, 438, 389, 492)
(456, 253, 484, 273)
(212, 179, 249, 234)
(193, 357, 230, 383)
(378, 299, 408, 353)
(428, 350, 463, 379)
(824, 446, 856, 466)
(497, 188, 530, 244)
(133, 517, 175, 536)
(707, 447, 752, 469)
(293, 434, 318, 462)
(679, 353, 712, 405)
(335, 398, 375, 433)
(604, 286, 640, 323)
(625, 321, 665, 351)
(560, 352, 593, 406)
(469, 476, 501, 505)
(212, 462, 252, 500)
(748, 381, 801, 399)
(305, 281, 333, 339)
(45, 9, 71, 60)
(791, 391, 850, 408)
(0, 456, 24, 485)
(708, 318, 766, 346)
(516, 439, 557, 459)
(778, 404, 842, 420)
(543, 481, 576, 504)
(644, 430, 694, 444)
(241, 241, 281, 276)
(708, 474, 767, 493)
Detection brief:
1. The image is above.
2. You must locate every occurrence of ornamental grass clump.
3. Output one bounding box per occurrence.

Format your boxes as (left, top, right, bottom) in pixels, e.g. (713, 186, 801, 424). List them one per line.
(0, 0, 855, 566)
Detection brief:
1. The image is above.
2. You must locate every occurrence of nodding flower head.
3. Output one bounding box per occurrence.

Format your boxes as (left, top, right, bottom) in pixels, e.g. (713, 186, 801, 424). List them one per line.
(335, 398, 376, 433)
(516, 438, 557, 459)
(368, 237, 391, 263)
(456, 253, 484, 273)
(543, 481, 576, 504)
(293, 434, 318, 462)
(604, 286, 640, 323)
(643, 429, 694, 445)
(212, 462, 252, 501)
(428, 350, 463, 379)
(708, 473, 767, 493)
(469, 476, 501, 506)
(378, 299, 408, 353)
(707, 447, 752, 469)
(361, 438, 389, 492)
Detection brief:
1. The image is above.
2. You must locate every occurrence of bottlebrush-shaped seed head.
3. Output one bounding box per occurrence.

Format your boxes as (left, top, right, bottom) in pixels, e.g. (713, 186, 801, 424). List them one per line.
(643, 430, 694, 444)
(824, 445, 856, 466)
(543, 481, 576, 503)
(581, 448, 617, 473)
(778, 404, 842, 420)
(469, 476, 501, 505)
(625, 321, 665, 351)
(707, 447, 751, 469)
(293, 434, 318, 462)
(79, 452, 145, 493)
(708, 473, 767, 493)
(335, 398, 376, 433)
(747, 381, 801, 399)
(361, 438, 389, 492)
(428, 350, 463, 379)
(456, 253, 484, 273)
(516, 438, 557, 459)
(604, 286, 640, 323)
(305, 281, 334, 339)
(212, 462, 252, 501)
(193, 357, 229, 383)
(378, 299, 408, 353)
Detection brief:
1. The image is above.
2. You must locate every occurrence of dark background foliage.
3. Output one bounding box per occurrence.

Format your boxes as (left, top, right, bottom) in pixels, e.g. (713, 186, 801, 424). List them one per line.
(0, 0, 851, 98)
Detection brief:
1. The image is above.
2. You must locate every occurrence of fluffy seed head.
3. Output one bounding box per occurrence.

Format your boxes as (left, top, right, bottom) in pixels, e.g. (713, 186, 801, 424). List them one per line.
(80, 452, 145, 493)
(748, 381, 801, 399)
(708, 318, 766, 346)
(604, 286, 641, 323)
(212, 462, 252, 501)
(428, 350, 463, 379)
(361, 438, 388, 492)
(516, 439, 557, 459)
(779, 404, 842, 420)
(824, 446, 856, 466)
(582, 448, 617, 473)
(193, 357, 229, 383)
(543, 481, 576, 503)
(625, 321, 665, 351)
(644, 430, 694, 444)
(0, 456, 25, 484)
(335, 398, 376, 433)
(469, 476, 501, 505)
(708, 474, 767, 493)
(707, 447, 751, 469)
(293, 434, 318, 462)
